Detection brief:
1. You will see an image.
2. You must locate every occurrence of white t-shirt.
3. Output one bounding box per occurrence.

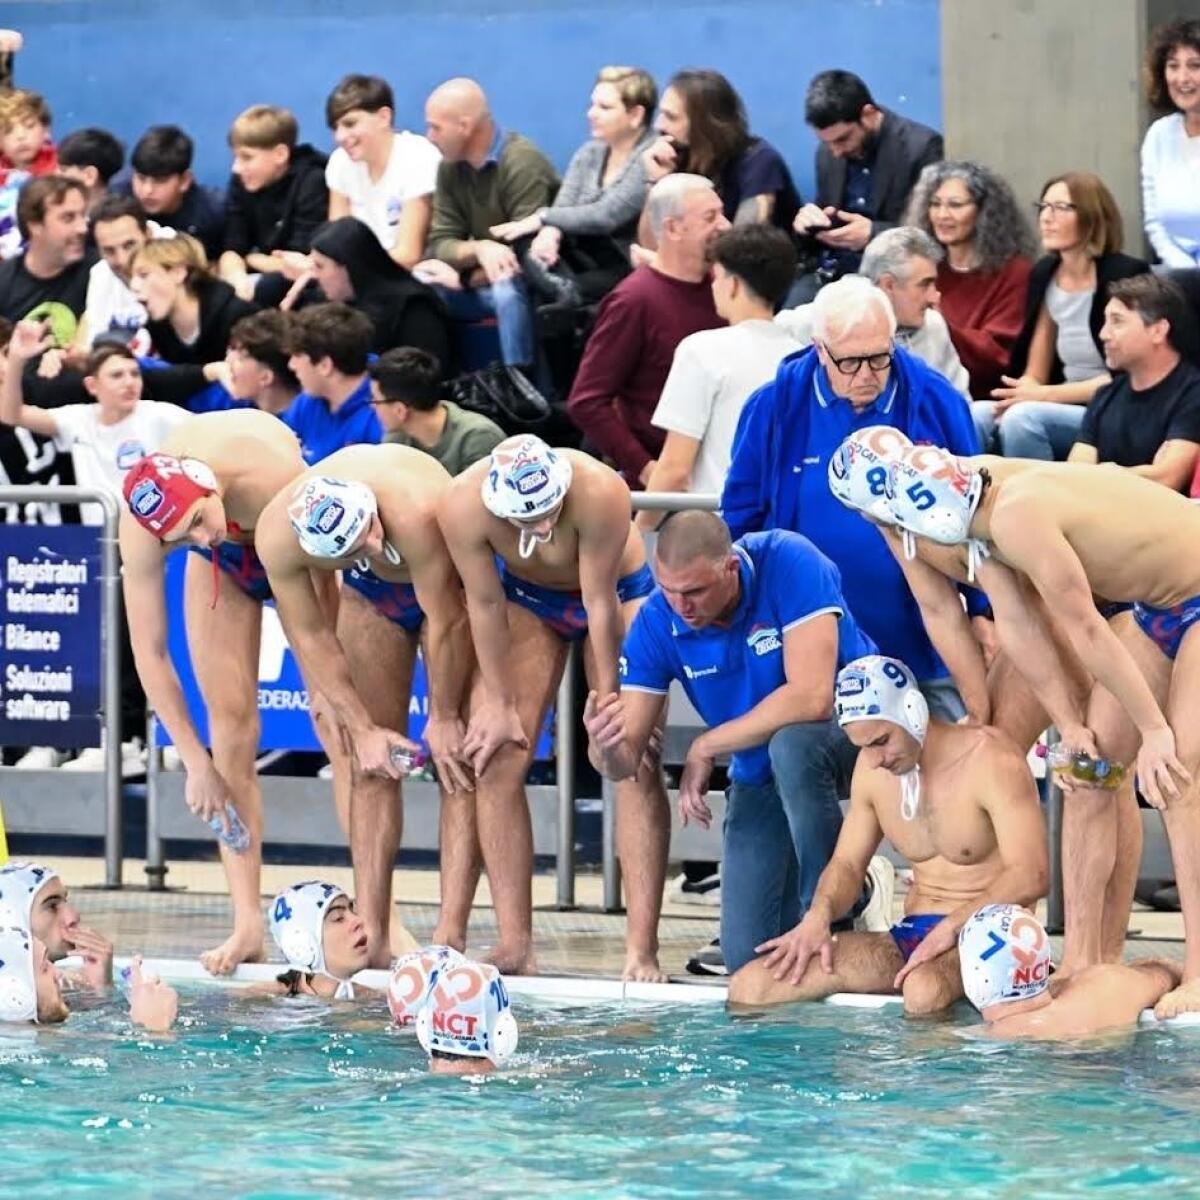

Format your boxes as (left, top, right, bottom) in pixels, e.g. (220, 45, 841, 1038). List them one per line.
(325, 131, 441, 251)
(52, 400, 188, 524)
(84, 260, 147, 345)
(651, 320, 797, 496)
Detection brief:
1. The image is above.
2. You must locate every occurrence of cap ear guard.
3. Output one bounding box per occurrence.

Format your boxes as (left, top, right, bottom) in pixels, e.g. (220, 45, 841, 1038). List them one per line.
(0, 862, 58, 928)
(415, 960, 518, 1064)
(0, 925, 38, 1023)
(827, 426, 913, 521)
(268, 881, 347, 977)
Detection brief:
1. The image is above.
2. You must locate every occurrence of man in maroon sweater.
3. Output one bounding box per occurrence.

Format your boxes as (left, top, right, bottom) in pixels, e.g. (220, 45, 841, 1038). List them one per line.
(567, 174, 728, 486)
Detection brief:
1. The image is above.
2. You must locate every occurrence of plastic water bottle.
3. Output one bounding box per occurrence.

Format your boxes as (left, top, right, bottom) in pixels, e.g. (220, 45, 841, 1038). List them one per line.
(207, 805, 251, 852)
(117, 965, 134, 998)
(1040, 744, 1126, 791)
(390, 745, 429, 775)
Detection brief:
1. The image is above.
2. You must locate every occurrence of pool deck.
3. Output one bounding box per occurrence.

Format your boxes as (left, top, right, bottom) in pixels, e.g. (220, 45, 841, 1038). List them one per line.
(31, 856, 1189, 980)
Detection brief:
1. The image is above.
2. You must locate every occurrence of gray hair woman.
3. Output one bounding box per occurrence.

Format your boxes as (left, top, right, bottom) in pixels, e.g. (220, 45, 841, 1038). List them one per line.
(903, 160, 1036, 405)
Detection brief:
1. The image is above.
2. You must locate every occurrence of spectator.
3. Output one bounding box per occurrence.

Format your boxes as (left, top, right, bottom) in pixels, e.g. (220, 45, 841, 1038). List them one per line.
(639, 224, 796, 529)
(976, 172, 1149, 458)
(308, 217, 451, 368)
(722, 277, 980, 716)
(56, 127, 125, 214)
(76, 195, 154, 350)
(1068, 275, 1200, 492)
(642, 69, 799, 245)
(0, 175, 93, 325)
(324, 73, 441, 270)
(0, 89, 57, 259)
(903, 160, 1035, 401)
(567, 173, 727, 486)
(129, 124, 224, 258)
(791, 70, 943, 299)
(131, 234, 256, 364)
(218, 105, 328, 305)
(283, 301, 381, 462)
(418, 77, 559, 375)
(222, 309, 300, 415)
(1142, 18, 1200, 267)
(370, 345, 503, 475)
(489, 66, 657, 306)
(778, 226, 970, 398)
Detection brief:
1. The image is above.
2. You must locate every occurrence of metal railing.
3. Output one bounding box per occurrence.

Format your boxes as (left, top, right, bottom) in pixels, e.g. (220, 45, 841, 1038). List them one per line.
(1, 486, 123, 886)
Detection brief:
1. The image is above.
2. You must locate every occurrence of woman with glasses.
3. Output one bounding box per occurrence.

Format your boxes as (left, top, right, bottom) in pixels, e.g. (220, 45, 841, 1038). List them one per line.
(974, 173, 1148, 457)
(904, 161, 1035, 404)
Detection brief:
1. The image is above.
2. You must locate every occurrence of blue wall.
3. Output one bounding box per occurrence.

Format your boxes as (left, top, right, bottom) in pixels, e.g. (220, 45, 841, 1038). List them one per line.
(5, 0, 940, 198)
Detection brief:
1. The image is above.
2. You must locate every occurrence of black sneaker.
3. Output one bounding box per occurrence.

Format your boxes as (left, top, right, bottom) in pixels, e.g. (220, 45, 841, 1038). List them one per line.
(686, 937, 727, 977)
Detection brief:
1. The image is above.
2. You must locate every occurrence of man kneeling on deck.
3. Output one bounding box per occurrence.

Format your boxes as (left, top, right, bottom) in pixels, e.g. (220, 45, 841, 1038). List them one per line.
(729, 654, 1048, 1015)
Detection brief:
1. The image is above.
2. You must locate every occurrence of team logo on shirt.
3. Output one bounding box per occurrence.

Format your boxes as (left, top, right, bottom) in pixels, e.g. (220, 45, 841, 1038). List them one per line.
(747, 624, 782, 656)
(116, 440, 147, 471)
(682, 664, 719, 680)
(129, 479, 164, 518)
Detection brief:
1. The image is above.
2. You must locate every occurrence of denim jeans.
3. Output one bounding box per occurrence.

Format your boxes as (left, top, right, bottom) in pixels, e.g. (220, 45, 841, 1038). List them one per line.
(436, 275, 535, 367)
(919, 675, 966, 723)
(720, 719, 859, 974)
(972, 399, 1085, 460)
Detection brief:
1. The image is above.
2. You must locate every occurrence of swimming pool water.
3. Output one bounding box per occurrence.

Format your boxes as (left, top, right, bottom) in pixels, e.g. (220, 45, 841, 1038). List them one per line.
(3, 989, 1200, 1199)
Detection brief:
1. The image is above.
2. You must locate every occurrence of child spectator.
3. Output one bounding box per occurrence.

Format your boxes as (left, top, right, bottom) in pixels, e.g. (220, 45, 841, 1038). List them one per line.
(218, 104, 328, 305)
(129, 124, 224, 258)
(56, 127, 125, 215)
(0, 89, 57, 258)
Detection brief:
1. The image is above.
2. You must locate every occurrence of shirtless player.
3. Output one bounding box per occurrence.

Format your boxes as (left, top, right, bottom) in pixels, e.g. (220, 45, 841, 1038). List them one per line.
(437, 435, 668, 980)
(728, 655, 1048, 1015)
(120, 409, 324, 973)
(255, 444, 475, 966)
(880, 444, 1200, 1016)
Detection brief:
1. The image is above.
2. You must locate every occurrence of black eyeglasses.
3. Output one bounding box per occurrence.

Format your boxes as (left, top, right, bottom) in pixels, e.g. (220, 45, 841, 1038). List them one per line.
(1032, 201, 1077, 216)
(823, 347, 894, 376)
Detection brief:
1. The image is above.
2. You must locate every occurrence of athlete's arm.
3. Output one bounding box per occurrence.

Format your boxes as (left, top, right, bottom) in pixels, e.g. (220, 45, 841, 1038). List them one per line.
(583, 687, 666, 782)
(896, 742, 1048, 986)
(885, 530, 990, 724)
(576, 481, 635, 698)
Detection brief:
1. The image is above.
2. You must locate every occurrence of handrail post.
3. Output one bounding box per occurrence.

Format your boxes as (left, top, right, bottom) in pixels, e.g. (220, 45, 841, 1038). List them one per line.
(601, 776, 623, 912)
(554, 642, 578, 908)
(1045, 727, 1065, 933)
(144, 709, 167, 891)
(98, 493, 123, 887)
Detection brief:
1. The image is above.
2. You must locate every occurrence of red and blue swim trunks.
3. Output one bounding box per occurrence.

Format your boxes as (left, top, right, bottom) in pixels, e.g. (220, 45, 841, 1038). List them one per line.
(342, 563, 425, 632)
(190, 541, 273, 603)
(498, 561, 655, 642)
(1133, 595, 1200, 660)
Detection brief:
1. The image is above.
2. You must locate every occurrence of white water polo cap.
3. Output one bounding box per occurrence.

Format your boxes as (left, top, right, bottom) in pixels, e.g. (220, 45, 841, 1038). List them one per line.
(388, 944, 467, 1027)
(827, 426, 913, 521)
(416, 959, 518, 1064)
(886, 444, 984, 546)
(0, 862, 59, 927)
(959, 904, 1052, 1012)
(482, 436, 572, 556)
(0, 921, 37, 1023)
(287, 476, 377, 559)
(269, 881, 354, 997)
(835, 655, 929, 820)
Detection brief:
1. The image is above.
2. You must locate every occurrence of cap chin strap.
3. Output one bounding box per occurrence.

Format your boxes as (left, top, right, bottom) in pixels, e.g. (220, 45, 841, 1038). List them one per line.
(518, 527, 553, 559)
(901, 529, 916, 562)
(355, 537, 404, 575)
(900, 766, 922, 821)
(330, 976, 355, 1000)
(966, 539, 990, 584)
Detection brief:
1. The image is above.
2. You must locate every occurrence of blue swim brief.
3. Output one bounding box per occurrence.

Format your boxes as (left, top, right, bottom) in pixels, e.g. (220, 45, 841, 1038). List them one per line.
(190, 541, 273, 603)
(890, 913, 945, 963)
(342, 564, 425, 632)
(1098, 601, 1133, 621)
(499, 561, 655, 642)
(1133, 595, 1200, 660)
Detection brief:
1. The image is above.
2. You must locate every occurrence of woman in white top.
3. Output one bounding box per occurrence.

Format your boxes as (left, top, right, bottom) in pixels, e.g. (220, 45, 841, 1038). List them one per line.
(0, 321, 185, 523)
(1142, 19, 1200, 267)
(324, 74, 441, 271)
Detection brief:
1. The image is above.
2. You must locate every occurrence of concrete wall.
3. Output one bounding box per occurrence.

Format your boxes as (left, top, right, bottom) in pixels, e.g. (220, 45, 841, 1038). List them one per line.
(941, 0, 1149, 253)
(3, 0, 941, 197)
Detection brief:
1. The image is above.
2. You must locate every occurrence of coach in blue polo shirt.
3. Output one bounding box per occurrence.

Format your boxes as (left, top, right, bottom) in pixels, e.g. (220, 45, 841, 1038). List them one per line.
(722, 276, 981, 720)
(584, 511, 875, 974)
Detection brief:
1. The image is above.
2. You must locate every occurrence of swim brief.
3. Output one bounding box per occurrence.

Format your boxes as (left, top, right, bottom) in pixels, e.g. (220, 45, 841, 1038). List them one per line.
(499, 561, 655, 642)
(190, 541, 272, 603)
(342, 564, 425, 632)
(889, 913, 946, 964)
(1133, 594, 1200, 660)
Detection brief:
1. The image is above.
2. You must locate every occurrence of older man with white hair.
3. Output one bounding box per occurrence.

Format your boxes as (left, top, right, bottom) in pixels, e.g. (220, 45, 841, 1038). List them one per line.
(723, 276, 980, 721)
(567, 173, 728, 486)
(777, 227, 970, 399)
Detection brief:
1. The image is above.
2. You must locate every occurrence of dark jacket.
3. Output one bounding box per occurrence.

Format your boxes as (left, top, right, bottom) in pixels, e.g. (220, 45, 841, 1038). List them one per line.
(223, 143, 329, 257)
(145, 277, 257, 364)
(814, 107, 942, 237)
(310, 217, 453, 373)
(1009, 251, 1150, 381)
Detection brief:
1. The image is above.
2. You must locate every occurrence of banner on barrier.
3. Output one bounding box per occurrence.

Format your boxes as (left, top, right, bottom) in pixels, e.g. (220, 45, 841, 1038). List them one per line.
(0, 524, 103, 748)
(155, 552, 554, 757)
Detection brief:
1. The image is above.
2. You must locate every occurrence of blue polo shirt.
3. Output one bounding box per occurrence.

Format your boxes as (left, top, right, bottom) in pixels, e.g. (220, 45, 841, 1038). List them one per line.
(621, 530, 875, 786)
(281, 375, 382, 464)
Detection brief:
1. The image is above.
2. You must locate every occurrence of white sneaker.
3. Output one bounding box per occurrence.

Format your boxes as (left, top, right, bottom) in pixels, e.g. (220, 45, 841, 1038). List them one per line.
(317, 760, 333, 780)
(61, 738, 146, 778)
(667, 870, 721, 907)
(12, 746, 68, 769)
(160, 747, 183, 772)
(855, 855, 896, 933)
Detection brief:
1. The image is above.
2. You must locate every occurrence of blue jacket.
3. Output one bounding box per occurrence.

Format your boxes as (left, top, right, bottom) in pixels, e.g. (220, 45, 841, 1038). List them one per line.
(721, 345, 981, 681)
(281, 376, 382, 464)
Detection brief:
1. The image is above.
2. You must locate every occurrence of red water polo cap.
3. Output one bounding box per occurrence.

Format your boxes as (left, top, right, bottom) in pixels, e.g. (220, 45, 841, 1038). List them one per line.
(122, 453, 218, 537)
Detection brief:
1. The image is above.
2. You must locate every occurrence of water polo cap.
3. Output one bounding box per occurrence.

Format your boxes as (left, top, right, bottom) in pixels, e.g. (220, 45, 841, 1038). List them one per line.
(416, 959, 518, 1064)
(827, 426, 912, 521)
(959, 904, 1052, 1012)
(122, 453, 218, 537)
(268, 881, 355, 999)
(287, 476, 377, 560)
(0, 862, 59, 927)
(387, 944, 467, 1027)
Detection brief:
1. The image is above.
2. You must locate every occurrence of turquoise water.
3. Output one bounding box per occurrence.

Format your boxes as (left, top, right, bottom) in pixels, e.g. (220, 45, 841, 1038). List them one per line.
(3, 989, 1200, 1198)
